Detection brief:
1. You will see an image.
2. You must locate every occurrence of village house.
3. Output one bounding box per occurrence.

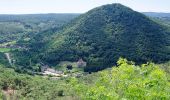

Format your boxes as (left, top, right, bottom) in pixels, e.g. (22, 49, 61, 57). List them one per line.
(77, 58, 87, 68)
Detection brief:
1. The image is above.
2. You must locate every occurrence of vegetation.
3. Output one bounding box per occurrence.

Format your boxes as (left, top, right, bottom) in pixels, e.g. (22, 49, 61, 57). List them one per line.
(16, 4, 170, 72)
(0, 14, 79, 44)
(0, 14, 79, 71)
(0, 64, 78, 100)
(0, 48, 11, 53)
(71, 58, 170, 100)
(0, 58, 169, 99)
(0, 3, 170, 100)
(0, 53, 10, 66)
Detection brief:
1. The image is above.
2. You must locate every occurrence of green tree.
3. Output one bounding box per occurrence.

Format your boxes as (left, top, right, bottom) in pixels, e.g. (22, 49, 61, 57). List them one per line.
(72, 58, 170, 100)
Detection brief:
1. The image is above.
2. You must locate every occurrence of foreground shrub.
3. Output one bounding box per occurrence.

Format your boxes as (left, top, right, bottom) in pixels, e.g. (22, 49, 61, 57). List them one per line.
(72, 58, 170, 100)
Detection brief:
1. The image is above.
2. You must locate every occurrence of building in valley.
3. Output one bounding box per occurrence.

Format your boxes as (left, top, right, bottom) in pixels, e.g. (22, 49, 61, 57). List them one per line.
(77, 58, 87, 68)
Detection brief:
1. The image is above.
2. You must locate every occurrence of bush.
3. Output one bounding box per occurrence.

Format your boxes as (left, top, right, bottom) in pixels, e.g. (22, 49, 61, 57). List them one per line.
(58, 90, 64, 96)
(67, 65, 73, 70)
(72, 58, 170, 100)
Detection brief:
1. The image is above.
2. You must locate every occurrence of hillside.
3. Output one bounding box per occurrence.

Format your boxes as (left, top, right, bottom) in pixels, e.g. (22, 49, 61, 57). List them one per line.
(0, 64, 78, 100)
(14, 4, 170, 72)
(0, 58, 170, 99)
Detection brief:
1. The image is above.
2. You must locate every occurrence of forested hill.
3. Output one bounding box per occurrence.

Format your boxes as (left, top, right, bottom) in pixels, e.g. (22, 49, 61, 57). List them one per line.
(15, 4, 170, 72)
(0, 14, 80, 21)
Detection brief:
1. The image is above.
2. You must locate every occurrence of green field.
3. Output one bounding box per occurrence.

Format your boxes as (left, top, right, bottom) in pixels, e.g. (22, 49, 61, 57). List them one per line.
(0, 48, 11, 53)
(0, 41, 16, 47)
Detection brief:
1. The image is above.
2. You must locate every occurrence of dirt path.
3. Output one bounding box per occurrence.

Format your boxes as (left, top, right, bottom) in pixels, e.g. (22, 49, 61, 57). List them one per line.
(2, 89, 18, 100)
(4, 53, 12, 66)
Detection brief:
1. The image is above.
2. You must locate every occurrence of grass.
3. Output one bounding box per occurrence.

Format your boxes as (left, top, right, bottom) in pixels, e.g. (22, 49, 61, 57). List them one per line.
(158, 61, 170, 80)
(0, 41, 16, 47)
(0, 48, 11, 53)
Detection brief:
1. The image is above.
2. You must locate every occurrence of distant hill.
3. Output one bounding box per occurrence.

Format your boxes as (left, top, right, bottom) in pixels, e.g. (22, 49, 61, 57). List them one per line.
(14, 4, 170, 72)
(143, 12, 170, 18)
(0, 14, 79, 43)
(143, 12, 170, 28)
(0, 14, 80, 22)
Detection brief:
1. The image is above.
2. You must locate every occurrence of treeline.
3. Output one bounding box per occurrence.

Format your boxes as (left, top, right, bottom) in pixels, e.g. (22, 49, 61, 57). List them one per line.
(0, 14, 79, 44)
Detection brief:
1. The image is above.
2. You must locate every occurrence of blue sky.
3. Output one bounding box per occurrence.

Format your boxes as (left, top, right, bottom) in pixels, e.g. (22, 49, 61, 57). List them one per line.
(0, 0, 170, 14)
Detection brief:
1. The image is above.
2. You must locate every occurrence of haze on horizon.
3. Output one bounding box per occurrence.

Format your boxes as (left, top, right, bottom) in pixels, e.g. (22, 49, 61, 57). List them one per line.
(0, 0, 170, 14)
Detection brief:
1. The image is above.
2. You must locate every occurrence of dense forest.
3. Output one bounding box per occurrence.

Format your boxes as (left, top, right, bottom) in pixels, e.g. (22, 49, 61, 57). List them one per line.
(0, 3, 170, 100)
(0, 14, 79, 44)
(12, 4, 170, 72)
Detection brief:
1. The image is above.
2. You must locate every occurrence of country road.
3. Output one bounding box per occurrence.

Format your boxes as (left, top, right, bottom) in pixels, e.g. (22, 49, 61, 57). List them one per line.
(5, 53, 12, 66)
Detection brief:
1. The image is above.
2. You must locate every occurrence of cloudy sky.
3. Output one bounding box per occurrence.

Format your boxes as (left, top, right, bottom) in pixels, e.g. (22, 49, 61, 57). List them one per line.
(0, 0, 170, 14)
